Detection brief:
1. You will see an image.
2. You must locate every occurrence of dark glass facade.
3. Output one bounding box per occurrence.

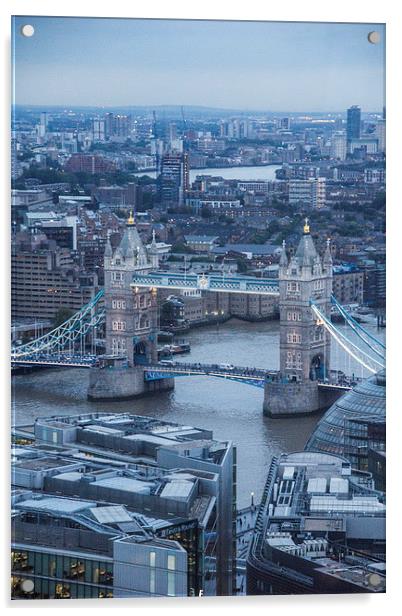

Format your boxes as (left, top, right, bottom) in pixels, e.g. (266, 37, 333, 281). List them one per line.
(158, 520, 204, 596)
(347, 105, 361, 142)
(11, 549, 113, 600)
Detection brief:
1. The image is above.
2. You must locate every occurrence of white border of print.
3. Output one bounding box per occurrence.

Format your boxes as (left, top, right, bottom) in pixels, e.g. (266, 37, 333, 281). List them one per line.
(1, 1, 400, 614)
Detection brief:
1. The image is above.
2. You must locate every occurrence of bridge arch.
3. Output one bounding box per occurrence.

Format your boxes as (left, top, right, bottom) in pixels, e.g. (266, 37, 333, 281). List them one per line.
(310, 353, 324, 381)
(134, 340, 150, 365)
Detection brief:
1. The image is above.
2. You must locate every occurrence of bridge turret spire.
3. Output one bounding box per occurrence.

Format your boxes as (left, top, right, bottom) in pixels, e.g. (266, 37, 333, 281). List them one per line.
(279, 239, 288, 268)
(323, 237, 333, 272)
(148, 228, 159, 269)
(104, 232, 113, 258)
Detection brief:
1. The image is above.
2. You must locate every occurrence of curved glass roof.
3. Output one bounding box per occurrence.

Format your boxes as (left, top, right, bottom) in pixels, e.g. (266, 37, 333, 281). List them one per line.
(305, 371, 385, 458)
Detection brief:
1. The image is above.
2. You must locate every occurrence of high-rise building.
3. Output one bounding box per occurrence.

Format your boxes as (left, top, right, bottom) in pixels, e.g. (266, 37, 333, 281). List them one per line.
(113, 114, 132, 138)
(64, 154, 116, 174)
(11, 238, 98, 320)
(104, 113, 132, 139)
(39, 112, 48, 138)
(160, 152, 190, 206)
(375, 119, 386, 153)
(288, 178, 326, 209)
(346, 105, 361, 150)
(220, 119, 251, 140)
(331, 132, 347, 161)
(105, 112, 114, 138)
(11, 138, 20, 180)
(92, 119, 106, 142)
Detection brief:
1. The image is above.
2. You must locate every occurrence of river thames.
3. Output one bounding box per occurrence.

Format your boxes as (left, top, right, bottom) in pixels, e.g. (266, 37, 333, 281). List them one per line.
(133, 164, 282, 183)
(11, 318, 384, 508)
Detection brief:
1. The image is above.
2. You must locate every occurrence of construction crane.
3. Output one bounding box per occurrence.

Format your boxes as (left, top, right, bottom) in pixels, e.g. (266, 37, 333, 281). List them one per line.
(181, 106, 188, 152)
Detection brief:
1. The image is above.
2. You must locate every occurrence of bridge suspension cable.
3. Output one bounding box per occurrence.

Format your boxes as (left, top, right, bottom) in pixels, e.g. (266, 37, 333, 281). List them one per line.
(11, 290, 105, 360)
(310, 302, 385, 374)
(331, 295, 385, 357)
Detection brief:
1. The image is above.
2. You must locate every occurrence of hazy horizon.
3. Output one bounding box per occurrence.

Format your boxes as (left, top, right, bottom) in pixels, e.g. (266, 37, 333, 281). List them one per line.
(12, 17, 385, 111)
(12, 103, 383, 115)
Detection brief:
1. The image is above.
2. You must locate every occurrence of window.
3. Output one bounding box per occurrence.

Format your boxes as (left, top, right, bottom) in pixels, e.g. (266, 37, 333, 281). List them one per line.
(112, 300, 127, 310)
(167, 555, 176, 570)
(149, 552, 156, 594)
(287, 311, 301, 321)
(167, 555, 176, 597)
(112, 338, 126, 355)
(112, 320, 126, 331)
(287, 331, 301, 344)
(286, 350, 303, 370)
(111, 272, 124, 282)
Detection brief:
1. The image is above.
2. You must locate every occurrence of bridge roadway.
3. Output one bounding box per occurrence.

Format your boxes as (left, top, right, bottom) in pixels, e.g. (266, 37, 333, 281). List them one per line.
(11, 353, 98, 369)
(131, 271, 280, 295)
(11, 354, 356, 392)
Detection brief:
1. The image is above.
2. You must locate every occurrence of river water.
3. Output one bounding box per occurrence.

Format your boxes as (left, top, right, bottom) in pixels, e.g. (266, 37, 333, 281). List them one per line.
(133, 164, 282, 183)
(12, 318, 384, 507)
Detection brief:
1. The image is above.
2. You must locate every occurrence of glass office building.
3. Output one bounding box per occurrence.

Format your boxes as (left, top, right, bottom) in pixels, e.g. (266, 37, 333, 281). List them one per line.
(305, 371, 385, 470)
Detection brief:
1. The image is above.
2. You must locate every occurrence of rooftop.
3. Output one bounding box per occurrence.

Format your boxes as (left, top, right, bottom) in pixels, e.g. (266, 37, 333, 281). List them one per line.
(248, 450, 385, 594)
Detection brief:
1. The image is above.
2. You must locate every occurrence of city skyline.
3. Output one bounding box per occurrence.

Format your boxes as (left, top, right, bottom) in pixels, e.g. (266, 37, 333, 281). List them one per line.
(12, 17, 385, 111)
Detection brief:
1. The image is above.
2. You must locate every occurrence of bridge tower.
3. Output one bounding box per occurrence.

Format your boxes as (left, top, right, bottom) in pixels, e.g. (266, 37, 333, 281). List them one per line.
(263, 220, 334, 416)
(88, 213, 173, 400)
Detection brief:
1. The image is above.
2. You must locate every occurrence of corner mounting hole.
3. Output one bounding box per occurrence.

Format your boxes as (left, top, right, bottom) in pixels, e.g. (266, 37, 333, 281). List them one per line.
(21, 24, 35, 38)
(368, 31, 380, 44)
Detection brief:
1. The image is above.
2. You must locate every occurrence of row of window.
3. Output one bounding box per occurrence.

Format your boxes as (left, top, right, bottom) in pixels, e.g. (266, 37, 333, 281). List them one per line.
(112, 300, 126, 310)
(111, 338, 126, 354)
(111, 296, 152, 309)
(287, 332, 302, 344)
(149, 552, 176, 596)
(112, 320, 126, 331)
(11, 575, 113, 600)
(11, 550, 113, 587)
(285, 350, 303, 370)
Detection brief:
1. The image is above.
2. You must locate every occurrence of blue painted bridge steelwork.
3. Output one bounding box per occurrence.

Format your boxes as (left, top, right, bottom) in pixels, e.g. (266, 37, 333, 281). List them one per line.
(144, 363, 273, 388)
(144, 362, 358, 391)
(12, 353, 99, 369)
(11, 353, 356, 392)
(131, 272, 280, 295)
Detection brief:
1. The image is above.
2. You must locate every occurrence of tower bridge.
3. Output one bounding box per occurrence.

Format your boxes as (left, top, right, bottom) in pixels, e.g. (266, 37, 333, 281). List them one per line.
(11, 215, 385, 416)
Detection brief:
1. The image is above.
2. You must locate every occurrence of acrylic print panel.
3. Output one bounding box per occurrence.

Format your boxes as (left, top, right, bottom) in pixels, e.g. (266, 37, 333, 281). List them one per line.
(11, 16, 386, 600)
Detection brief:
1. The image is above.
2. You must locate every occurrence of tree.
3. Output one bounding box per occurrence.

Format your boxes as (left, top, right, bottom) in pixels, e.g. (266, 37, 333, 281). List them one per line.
(201, 207, 212, 218)
(53, 307, 75, 328)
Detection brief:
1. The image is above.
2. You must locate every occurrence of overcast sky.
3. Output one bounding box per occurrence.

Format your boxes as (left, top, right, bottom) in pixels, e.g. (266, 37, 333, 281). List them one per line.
(12, 17, 385, 111)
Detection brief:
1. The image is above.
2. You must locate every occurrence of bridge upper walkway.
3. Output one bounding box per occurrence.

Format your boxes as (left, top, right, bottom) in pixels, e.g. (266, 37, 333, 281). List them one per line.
(131, 271, 280, 295)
